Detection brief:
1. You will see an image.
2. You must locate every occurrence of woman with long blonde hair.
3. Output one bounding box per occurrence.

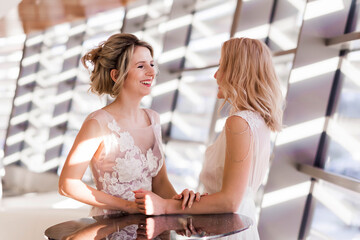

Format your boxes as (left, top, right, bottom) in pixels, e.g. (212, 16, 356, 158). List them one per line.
(134, 37, 284, 239)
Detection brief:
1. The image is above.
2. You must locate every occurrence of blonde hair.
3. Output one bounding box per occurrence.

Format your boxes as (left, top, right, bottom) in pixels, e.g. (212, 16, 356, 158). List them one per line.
(81, 33, 154, 98)
(219, 38, 284, 132)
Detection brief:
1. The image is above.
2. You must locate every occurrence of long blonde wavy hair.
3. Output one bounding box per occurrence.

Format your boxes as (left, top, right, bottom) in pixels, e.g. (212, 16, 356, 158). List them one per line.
(218, 38, 284, 132)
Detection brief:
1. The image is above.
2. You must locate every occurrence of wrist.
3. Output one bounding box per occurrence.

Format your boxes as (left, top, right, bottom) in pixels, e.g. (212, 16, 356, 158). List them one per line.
(164, 199, 169, 215)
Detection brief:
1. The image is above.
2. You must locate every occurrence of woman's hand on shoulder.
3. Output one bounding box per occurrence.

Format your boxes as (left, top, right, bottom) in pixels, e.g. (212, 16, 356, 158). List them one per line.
(172, 189, 208, 210)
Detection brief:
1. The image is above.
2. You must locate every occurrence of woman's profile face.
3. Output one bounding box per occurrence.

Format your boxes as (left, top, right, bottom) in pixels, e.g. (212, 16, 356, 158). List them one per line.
(214, 58, 225, 99)
(122, 46, 156, 98)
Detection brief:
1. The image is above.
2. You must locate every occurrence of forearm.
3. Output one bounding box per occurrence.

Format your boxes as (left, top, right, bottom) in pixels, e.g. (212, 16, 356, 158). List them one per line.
(165, 192, 237, 215)
(153, 179, 177, 199)
(59, 179, 135, 212)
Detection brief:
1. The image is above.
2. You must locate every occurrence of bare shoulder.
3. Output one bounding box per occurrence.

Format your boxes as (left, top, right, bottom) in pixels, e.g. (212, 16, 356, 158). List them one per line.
(145, 108, 160, 122)
(225, 115, 250, 133)
(145, 108, 159, 116)
(79, 118, 102, 138)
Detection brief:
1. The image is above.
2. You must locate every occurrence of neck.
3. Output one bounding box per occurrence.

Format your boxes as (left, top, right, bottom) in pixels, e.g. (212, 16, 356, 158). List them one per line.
(108, 93, 143, 120)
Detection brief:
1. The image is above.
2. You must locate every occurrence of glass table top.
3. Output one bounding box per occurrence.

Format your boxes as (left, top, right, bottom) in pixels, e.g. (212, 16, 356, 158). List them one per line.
(44, 213, 252, 239)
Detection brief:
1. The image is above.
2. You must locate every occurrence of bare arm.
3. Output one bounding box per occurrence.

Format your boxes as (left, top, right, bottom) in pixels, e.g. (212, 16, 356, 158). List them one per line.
(152, 163, 177, 199)
(58, 119, 138, 213)
(135, 116, 252, 215)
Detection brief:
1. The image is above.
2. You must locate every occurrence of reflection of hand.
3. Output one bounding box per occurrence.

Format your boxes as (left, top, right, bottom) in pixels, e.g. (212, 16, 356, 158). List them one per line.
(133, 189, 167, 215)
(138, 217, 169, 239)
(176, 217, 205, 238)
(172, 190, 208, 210)
(183, 214, 246, 236)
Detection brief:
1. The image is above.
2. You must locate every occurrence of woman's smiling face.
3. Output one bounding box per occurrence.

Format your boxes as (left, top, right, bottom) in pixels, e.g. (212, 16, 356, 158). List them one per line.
(122, 46, 156, 97)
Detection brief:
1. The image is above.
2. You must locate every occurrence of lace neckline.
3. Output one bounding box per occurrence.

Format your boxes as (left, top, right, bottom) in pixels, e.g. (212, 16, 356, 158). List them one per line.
(100, 108, 153, 130)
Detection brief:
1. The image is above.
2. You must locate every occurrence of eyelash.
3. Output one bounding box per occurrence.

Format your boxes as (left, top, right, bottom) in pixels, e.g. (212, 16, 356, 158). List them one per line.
(138, 64, 155, 69)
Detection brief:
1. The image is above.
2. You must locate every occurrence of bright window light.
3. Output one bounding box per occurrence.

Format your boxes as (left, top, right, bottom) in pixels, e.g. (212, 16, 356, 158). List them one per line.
(63, 46, 83, 59)
(192, 20, 215, 37)
(57, 68, 78, 82)
(22, 54, 41, 67)
(68, 23, 87, 36)
(179, 83, 203, 105)
(52, 198, 87, 209)
(269, 23, 297, 50)
(127, 5, 148, 19)
(172, 113, 195, 136)
(304, 0, 344, 21)
(158, 47, 186, 64)
(40, 158, 65, 173)
(289, 57, 339, 84)
(262, 181, 311, 208)
(45, 135, 65, 150)
(328, 119, 360, 161)
(194, 2, 234, 22)
(14, 92, 33, 106)
(188, 33, 229, 52)
(54, 90, 73, 104)
(160, 111, 173, 125)
(50, 113, 69, 127)
(25, 34, 44, 47)
(275, 117, 326, 146)
(341, 58, 360, 87)
(234, 24, 270, 39)
(287, 0, 306, 12)
(10, 113, 29, 125)
(5, 132, 25, 146)
(185, 50, 207, 68)
(215, 117, 227, 133)
(313, 183, 355, 225)
(151, 79, 179, 96)
(158, 15, 193, 33)
(3, 152, 21, 165)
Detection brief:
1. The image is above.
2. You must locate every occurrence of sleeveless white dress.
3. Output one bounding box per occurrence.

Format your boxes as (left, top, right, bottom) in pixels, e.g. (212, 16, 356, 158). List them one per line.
(199, 110, 271, 240)
(85, 108, 164, 218)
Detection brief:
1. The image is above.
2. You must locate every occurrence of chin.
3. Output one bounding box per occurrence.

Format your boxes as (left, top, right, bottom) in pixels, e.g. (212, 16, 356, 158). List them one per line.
(142, 90, 152, 97)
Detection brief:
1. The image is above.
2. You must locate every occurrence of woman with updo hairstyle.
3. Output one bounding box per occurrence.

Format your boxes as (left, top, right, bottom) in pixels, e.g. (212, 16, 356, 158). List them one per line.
(59, 33, 200, 219)
(134, 37, 285, 240)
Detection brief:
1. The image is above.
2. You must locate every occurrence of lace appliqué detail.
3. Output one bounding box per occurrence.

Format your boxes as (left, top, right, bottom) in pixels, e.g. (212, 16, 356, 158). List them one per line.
(97, 120, 160, 201)
(108, 224, 138, 240)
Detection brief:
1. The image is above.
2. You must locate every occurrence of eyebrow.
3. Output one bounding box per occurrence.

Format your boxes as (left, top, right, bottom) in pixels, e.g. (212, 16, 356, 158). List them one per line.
(135, 60, 154, 64)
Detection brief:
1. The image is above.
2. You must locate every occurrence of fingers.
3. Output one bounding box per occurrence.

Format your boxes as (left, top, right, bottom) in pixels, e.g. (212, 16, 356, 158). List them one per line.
(172, 194, 182, 200)
(187, 191, 196, 208)
(133, 188, 147, 194)
(134, 192, 146, 200)
(194, 192, 200, 202)
(188, 218, 198, 235)
(181, 189, 190, 210)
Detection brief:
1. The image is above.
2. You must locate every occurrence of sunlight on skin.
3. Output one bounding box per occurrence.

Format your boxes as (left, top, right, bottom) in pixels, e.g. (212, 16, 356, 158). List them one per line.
(68, 137, 103, 166)
(145, 194, 155, 215)
(146, 218, 155, 239)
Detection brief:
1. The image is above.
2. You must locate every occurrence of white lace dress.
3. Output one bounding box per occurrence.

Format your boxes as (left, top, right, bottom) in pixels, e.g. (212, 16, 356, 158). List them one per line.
(85, 108, 164, 217)
(199, 110, 271, 240)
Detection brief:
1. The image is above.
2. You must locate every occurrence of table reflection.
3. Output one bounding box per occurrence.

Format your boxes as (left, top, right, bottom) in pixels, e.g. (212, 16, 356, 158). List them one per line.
(45, 213, 252, 240)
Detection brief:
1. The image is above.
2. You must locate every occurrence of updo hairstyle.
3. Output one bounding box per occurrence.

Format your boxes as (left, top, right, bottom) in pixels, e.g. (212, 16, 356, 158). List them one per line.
(81, 33, 154, 98)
